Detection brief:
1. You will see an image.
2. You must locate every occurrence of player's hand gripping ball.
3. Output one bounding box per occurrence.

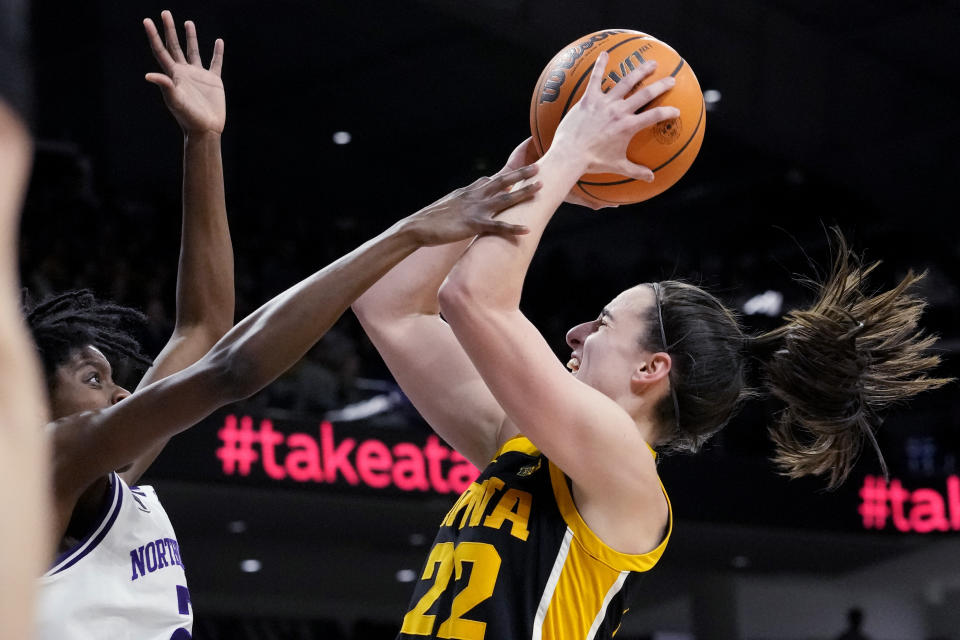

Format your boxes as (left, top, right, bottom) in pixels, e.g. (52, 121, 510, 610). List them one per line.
(530, 29, 705, 205)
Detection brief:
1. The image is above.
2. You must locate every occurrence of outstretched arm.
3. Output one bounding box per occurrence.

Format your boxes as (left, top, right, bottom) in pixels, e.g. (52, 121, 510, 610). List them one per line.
(439, 54, 677, 510)
(353, 168, 537, 468)
(122, 12, 233, 483)
(48, 168, 537, 541)
(0, 102, 50, 638)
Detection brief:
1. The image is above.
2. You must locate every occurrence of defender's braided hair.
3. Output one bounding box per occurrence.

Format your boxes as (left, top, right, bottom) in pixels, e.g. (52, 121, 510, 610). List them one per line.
(24, 289, 153, 389)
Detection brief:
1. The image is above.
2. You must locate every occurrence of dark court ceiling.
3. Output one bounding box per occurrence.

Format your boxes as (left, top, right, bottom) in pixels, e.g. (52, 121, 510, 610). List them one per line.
(26, 0, 960, 315)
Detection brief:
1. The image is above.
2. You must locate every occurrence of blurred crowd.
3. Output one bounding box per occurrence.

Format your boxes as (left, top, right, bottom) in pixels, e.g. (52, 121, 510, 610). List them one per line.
(19, 140, 959, 424)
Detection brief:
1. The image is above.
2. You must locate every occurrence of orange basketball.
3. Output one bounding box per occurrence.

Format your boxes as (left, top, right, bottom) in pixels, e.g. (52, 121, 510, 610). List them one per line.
(529, 29, 705, 205)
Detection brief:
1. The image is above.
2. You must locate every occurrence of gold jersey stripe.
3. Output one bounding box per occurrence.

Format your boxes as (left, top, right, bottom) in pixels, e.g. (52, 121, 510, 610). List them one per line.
(491, 435, 541, 462)
(549, 459, 672, 572)
(541, 534, 626, 640)
(586, 570, 629, 638)
(532, 528, 572, 640)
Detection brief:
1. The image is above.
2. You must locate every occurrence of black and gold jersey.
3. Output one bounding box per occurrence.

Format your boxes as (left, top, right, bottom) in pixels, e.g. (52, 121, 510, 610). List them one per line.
(398, 435, 672, 640)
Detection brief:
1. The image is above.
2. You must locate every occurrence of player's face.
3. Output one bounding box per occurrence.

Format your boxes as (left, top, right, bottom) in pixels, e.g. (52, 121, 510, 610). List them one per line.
(49, 345, 131, 419)
(564, 285, 657, 401)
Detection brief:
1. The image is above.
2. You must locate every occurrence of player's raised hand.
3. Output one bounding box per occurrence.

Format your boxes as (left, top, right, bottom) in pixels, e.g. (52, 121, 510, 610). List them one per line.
(403, 165, 540, 246)
(143, 10, 225, 135)
(550, 51, 679, 181)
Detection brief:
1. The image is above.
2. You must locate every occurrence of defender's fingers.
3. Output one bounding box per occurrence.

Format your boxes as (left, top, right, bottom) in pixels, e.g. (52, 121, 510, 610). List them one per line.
(463, 176, 492, 192)
(209, 39, 225, 76)
(184, 21, 201, 65)
(161, 10, 186, 63)
(476, 219, 531, 236)
(490, 180, 542, 209)
(144, 73, 175, 92)
(143, 18, 176, 71)
(482, 164, 539, 196)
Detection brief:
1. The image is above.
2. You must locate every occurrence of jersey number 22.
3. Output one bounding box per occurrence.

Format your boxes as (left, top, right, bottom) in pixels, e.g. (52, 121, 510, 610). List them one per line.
(401, 542, 502, 640)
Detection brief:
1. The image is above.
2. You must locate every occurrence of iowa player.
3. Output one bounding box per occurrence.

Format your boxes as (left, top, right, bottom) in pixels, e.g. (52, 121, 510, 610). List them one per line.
(401, 435, 670, 639)
(354, 52, 948, 639)
(355, 55, 678, 639)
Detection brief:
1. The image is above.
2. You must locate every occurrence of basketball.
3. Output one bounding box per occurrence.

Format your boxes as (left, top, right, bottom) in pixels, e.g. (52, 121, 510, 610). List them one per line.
(529, 29, 705, 205)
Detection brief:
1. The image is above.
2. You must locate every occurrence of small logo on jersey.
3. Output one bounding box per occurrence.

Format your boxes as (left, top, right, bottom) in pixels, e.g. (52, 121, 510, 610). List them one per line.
(611, 608, 631, 636)
(130, 487, 151, 513)
(517, 458, 542, 477)
(655, 118, 682, 144)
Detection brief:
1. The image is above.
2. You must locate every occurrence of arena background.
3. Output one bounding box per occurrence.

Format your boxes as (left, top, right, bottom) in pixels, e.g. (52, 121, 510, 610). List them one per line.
(19, 1, 960, 638)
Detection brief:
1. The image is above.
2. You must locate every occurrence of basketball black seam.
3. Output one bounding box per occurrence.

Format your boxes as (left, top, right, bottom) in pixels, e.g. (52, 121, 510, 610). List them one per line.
(574, 182, 623, 204)
(578, 91, 705, 190)
(536, 37, 701, 203)
(535, 34, 651, 156)
(560, 36, 650, 118)
(531, 60, 555, 154)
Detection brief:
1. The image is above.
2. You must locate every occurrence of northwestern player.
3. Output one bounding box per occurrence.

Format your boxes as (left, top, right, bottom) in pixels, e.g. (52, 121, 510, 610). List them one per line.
(34, 12, 233, 638)
(30, 11, 542, 637)
(353, 52, 949, 639)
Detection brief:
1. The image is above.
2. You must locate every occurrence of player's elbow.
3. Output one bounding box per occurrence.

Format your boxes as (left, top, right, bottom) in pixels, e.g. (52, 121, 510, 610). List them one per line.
(206, 316, 235, 343)
(437, 275, 476, 325)
(170, 321, 234, 356)
(351, 292, 380, 325)
(203, 344, 264, 404)
(352, 285, 410, 327)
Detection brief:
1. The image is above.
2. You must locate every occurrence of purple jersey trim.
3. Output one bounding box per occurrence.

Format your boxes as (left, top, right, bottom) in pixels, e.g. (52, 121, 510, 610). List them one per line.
(46, 472, 124, 576)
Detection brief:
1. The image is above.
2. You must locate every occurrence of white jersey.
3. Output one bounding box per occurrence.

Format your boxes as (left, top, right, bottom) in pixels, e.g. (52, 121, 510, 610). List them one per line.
(36, 473, 193, 640)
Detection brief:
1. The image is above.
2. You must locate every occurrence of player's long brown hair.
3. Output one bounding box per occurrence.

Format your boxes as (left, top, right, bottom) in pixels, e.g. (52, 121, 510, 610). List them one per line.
(649, 229, 952, 488)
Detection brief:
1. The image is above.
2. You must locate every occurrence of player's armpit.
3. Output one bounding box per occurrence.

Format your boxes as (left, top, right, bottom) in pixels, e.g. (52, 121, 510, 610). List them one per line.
(439, 294, 660, 499)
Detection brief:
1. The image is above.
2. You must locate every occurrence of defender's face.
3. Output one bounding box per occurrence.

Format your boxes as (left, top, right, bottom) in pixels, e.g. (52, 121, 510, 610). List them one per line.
(564, 285, 657, 400)
(50, 345, 131, 419)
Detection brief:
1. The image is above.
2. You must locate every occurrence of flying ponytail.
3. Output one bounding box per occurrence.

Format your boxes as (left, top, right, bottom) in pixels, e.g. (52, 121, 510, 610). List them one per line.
(756, 230, 952, 488)
(650, 229, 951, 488)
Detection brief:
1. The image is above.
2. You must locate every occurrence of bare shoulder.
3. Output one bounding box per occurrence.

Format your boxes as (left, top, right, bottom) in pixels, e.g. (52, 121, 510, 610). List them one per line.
(569, 452, 670, 556)
(46, 411, 94, 457)
(45, 412, 99, 491)
(44, 413, 103, 539)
